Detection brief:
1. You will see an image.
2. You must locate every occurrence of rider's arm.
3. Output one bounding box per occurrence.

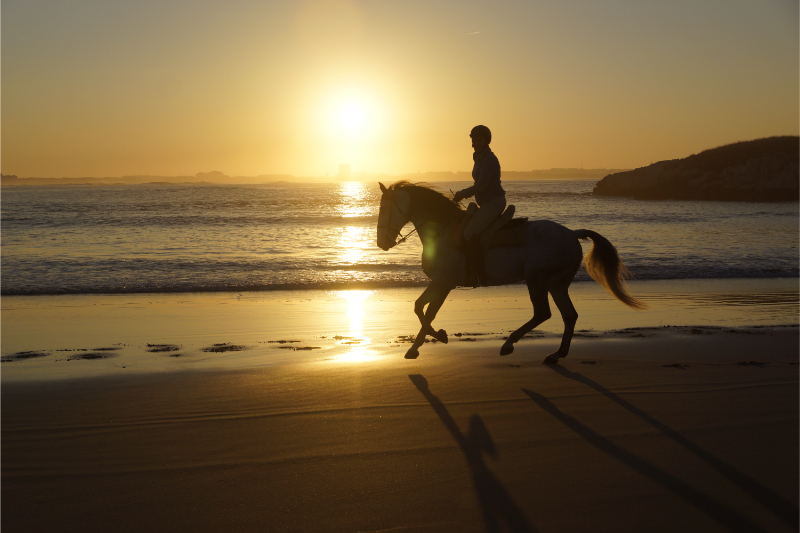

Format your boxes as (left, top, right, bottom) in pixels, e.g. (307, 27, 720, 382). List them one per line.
(458, 154, 500, 200)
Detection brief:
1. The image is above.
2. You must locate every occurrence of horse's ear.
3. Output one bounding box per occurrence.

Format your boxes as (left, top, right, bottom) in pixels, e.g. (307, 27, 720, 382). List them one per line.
(379, 182, 387, 193)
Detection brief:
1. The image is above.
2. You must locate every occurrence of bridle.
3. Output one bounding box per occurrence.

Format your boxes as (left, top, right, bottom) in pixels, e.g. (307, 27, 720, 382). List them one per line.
(378, 190, 418, 247)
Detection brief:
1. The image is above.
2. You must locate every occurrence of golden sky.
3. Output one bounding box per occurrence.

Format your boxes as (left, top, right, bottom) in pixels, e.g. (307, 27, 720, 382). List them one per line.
(2, 0, 798, 178)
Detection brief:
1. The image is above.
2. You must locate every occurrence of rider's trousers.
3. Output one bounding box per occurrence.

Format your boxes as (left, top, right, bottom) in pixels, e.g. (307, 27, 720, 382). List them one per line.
(463, 195, 506, 240)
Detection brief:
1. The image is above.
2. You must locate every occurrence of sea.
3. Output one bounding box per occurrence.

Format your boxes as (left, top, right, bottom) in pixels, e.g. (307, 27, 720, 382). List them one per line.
(1, 180, 798, 296)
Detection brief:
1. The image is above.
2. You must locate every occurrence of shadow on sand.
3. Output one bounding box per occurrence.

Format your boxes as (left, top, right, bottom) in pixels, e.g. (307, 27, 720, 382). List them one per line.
(546, 365, 799, 530)
(409, 374, 537, 533)
(522, 386, 772, 533)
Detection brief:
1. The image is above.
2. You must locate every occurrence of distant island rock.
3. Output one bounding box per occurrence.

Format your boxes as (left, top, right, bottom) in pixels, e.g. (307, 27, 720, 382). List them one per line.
(593, 136, 799, 202)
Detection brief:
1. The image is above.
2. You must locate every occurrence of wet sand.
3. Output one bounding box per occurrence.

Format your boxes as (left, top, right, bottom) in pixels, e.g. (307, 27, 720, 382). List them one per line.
(2, 279, 799, 532)
(2, 278, 797, 380)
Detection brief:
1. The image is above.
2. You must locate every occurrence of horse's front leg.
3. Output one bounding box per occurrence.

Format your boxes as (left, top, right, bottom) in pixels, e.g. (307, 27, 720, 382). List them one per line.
(405, 283, 451, 359)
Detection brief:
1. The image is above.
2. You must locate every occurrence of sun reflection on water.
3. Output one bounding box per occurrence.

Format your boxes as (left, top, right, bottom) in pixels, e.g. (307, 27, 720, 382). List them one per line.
(338, 225, 370, 265)
(333, 181, 378, 274)
(330, 289, 379, 363)
(335, 181, 372, 218)
(328, 183, 382, 362)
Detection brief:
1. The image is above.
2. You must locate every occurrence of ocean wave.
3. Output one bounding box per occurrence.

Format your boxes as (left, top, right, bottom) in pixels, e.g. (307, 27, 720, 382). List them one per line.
(510, 191, 594, 199)
(4, 180, 797, 296)
(2, 265, 796, 296)
(0, 214, 381, 229)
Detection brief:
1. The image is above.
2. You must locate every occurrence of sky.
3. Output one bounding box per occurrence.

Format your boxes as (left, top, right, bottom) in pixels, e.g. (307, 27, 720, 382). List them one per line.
(2, 0, 798, 178)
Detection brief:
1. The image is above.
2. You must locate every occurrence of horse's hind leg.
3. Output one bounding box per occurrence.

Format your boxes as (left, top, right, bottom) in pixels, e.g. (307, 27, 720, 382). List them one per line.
(500, 279, 551, 356)
(543, 282, 579, 365)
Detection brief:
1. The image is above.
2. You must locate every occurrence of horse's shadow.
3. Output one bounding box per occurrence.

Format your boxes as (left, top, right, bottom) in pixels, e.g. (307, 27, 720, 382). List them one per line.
(409, 374, 537, 533)
(544, 365, 799, 530)
(523, 373, 794, 533)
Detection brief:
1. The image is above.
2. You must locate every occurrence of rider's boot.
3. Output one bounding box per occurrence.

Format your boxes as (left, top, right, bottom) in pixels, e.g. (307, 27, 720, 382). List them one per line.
(465, 236, 487, 287)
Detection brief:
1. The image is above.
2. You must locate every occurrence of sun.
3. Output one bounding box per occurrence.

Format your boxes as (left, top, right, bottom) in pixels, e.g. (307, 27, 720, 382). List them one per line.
(340, 105, 364, 131)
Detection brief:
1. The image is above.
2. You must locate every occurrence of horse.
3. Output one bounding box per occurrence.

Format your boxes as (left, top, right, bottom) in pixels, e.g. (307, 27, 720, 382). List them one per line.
(376, 180, 645, 364)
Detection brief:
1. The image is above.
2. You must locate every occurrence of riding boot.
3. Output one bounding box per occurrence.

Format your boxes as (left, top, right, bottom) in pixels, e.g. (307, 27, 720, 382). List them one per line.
(466, 236, 487, 287)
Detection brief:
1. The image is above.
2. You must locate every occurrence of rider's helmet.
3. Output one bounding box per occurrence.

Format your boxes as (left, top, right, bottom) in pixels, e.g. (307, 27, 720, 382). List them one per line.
(470, 125, 491, 144)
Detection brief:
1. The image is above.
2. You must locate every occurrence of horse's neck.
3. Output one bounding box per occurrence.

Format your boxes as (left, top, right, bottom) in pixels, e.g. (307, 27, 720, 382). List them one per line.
(410, 212, 458, 247)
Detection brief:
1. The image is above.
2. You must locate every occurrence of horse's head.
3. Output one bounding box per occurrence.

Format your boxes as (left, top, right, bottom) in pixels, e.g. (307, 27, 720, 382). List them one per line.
(376, 182, 411, 251)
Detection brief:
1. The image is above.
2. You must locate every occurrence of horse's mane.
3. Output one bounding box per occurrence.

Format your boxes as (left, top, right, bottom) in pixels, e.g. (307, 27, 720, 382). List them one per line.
(388, 181, 463, 224)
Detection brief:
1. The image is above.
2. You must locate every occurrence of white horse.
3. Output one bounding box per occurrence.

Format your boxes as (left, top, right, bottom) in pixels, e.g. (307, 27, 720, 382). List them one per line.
(376, 181, 644, 363)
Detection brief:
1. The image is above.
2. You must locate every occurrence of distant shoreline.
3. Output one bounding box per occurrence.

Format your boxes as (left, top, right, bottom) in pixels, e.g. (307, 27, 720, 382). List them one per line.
(0, 169, 624, 186)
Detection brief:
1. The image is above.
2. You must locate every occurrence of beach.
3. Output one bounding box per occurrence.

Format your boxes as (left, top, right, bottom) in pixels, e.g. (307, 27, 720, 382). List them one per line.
(4, 0, 799, 529)
(3, 278, 798, 532)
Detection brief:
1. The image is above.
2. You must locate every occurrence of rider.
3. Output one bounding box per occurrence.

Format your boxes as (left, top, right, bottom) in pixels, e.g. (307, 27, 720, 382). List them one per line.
(452, 125, 506, 287)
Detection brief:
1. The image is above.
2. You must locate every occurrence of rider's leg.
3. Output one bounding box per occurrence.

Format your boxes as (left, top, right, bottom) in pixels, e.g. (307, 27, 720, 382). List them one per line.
(462, 196, 505, 287)
(463, 196, 506, 241)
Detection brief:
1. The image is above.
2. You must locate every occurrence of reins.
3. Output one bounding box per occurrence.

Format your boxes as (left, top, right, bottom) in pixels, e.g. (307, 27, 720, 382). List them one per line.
(395, 227, 417, 245)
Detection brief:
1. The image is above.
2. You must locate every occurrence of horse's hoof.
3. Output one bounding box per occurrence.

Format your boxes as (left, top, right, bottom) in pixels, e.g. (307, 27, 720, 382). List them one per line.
(436, 329, 448, 344)
(543, 354, 560, 365)
(404, 347, 420, 359)
(500, 343, 514, 356)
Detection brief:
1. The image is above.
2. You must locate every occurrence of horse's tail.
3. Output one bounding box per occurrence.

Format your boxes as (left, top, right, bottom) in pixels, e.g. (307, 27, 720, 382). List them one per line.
(574, 229, 646, 310)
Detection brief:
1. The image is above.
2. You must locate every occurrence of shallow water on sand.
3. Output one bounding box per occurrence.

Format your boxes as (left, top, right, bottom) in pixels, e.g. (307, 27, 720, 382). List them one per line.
(2, 278, 796, 381)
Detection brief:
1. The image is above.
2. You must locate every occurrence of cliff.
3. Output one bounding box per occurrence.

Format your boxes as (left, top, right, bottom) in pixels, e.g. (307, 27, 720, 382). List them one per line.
(593, 136, 799, 202)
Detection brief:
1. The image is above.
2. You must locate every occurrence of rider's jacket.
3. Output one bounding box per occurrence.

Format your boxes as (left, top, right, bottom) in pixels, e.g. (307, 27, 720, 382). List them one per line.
(458, 147, 504, 207)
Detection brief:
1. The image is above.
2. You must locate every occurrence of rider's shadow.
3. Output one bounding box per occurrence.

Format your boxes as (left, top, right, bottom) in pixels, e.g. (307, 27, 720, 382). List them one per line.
(409, 374, 537, 533)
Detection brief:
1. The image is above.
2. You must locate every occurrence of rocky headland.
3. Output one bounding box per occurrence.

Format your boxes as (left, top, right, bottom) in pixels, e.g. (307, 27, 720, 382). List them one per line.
(593, 136, 799, 201)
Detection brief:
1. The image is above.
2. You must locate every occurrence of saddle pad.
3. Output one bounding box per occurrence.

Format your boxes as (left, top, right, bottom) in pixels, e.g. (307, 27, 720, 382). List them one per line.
(489, 219, 527, 249)
(501, 217, 528, 230)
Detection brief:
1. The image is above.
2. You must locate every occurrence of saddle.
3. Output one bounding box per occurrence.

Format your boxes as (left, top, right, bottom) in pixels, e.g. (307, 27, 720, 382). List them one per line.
(448, 204, 527, 288)
(453, 204, 527, 252)
(480, 205, 527, 251)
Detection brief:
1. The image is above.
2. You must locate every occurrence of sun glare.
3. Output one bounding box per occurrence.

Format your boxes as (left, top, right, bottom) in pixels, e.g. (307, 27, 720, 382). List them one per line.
(312, 85, 389, 175)
(340, 105, 364, 131)
(330, 290, 379, 363)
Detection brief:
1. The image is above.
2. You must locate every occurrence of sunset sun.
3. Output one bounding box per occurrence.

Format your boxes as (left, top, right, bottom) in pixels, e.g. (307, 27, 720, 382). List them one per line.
(340, 105, 364, 131)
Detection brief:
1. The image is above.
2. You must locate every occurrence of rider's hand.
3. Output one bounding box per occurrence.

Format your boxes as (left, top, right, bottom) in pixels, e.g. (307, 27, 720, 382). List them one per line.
(453, 191, 464, 203)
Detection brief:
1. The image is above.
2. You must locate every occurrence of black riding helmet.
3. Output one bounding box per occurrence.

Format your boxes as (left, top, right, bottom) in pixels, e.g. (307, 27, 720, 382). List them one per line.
(469, 125, 491, 143)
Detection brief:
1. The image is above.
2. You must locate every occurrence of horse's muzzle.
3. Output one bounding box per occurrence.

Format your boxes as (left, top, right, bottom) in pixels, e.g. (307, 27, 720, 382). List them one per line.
(377, 239, 396, 251)
(377, 230, 397, 251)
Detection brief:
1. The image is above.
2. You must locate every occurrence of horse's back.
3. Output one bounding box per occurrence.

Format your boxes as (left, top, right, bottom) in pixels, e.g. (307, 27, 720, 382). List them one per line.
(524, 220, 583, 276)
(484, 219, 582, 286)
(526, 219, 579, 242)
